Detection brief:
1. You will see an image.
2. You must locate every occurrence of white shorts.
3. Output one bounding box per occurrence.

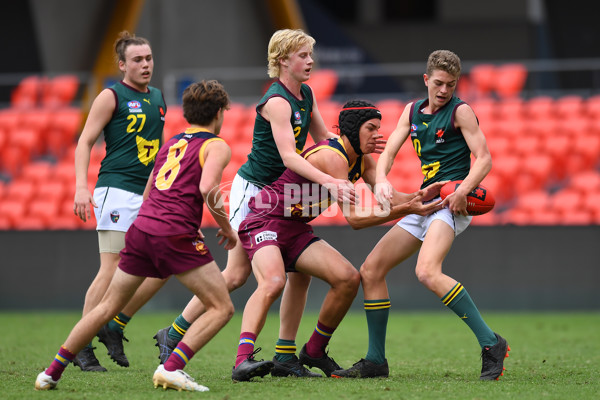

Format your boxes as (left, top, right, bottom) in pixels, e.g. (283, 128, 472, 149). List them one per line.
(397, 197, 472, 241)
(228, 173, 262, 231)
(93, 186, 143, 232)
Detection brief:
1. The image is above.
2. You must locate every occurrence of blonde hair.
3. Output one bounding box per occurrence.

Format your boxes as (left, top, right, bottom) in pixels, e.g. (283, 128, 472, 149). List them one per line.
(426, 50, 461, 78)
(267, 29, 316, 78)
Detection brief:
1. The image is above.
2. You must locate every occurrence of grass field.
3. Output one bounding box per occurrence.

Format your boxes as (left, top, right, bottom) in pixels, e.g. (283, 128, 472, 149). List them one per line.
(2, 311, 599, 399)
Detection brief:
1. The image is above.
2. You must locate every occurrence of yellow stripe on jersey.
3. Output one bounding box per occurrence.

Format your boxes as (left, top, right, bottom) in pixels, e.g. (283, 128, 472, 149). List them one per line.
(199, 137, 226, 168)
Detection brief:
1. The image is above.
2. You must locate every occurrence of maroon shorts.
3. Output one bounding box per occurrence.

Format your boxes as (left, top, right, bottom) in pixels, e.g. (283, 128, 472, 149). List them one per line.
(239, 217, 320, 272)
(118, 224, 214, 279)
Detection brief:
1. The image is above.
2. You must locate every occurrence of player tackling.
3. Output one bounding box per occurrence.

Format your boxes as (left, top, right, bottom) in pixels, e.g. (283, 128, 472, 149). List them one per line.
(331, 50, 510, 381)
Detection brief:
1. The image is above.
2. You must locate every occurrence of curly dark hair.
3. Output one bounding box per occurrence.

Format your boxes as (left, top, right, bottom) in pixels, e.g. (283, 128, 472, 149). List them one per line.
(182, 80, 230, 126)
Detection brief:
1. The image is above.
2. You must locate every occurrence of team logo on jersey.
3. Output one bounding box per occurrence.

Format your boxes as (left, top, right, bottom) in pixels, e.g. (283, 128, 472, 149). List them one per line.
(136, 136, 160, 166)
(110, 210, 120, 223)
(192, 237, 208, 255)
(255, 230, 278, 244)
(435, 128, 445, 144)
(159, 106, 165, 122)
(293, 111, 302, 125)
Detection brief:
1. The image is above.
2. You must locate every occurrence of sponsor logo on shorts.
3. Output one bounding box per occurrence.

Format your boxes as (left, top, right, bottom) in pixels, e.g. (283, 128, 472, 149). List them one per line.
(192, 237, 208, 254)
(110, 210, 120, 223)
(254, 230, 277, 244)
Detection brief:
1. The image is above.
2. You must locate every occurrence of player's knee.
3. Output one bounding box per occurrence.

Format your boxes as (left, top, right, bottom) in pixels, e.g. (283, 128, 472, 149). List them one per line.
(360, 258, 384, 285)
(334, 263, 360, 294)
(219, 298, 235, 323)
(259, 274, 286, 301)
(222, 264, 251, 291)
(415, 265, 436, 288)
(226, 274, 248, 292)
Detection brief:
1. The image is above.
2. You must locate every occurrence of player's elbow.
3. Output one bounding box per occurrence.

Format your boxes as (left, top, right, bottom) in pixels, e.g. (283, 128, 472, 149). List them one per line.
(199, 180, 219, 199)
(345, 216, 369, 230)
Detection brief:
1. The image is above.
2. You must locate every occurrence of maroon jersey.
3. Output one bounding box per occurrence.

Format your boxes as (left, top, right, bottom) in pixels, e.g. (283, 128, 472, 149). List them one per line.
(134, 128, 225, 236)
(247, 137, 364, 223)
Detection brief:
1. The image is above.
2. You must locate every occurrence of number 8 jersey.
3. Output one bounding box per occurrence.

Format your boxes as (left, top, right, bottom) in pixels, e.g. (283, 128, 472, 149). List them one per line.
(134, 129, 225, 236)
(96, 81, 167, 195)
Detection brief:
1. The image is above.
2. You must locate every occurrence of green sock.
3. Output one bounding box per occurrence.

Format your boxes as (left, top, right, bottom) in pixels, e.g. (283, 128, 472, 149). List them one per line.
(274, 339, 296, 362)
(442, 283, 497, 348)
(168, 314, 191, 341)
(107, 312, 131, 333)
(364, 299, 390, 365)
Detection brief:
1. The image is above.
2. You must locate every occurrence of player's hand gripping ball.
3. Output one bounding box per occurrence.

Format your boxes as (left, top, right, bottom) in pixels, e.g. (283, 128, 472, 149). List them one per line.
(440, 180, 495, 216)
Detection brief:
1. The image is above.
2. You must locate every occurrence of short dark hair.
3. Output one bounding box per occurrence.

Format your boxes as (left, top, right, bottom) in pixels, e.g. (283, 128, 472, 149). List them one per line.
(182, 80, 230, 126)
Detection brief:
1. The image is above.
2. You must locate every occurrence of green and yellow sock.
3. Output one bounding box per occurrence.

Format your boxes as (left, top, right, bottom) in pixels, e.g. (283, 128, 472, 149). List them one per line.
(107, 312, 131, 333)
(364, 299, 390, 365)
(274, 339, 296, 362)
(442, 283, 497, 348)
(168, 314, 191, 341)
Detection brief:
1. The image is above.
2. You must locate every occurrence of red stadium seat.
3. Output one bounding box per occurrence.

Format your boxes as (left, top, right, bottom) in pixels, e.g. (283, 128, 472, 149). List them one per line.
(19, 161, 54, 186)
(0, 108, 22, 132)
(524, 96, 555, 122)
(470, 98, 498, 127)
(519, 154, 553, 191)
(540, 135, 572, 181)
(0, 199, 27, 228)
(569, 133, 600, 173)
(36, 181, 68, 203)
(568, 170, 600, 193)
(306, 69, 338, 102)
(5, 179, 36, 203)
(495, 63, 528, 99)
(496, 98, 525, 122)
(0, 215, 12, 230)
(549, 189, 582, 217)
(318, 100, 343, 132)
(470, 211, 500, 226)
(11, 75, 43, 108)
(513, 190, 551, 214)
(555, 95, 584, 120)
(584, 95, 600, 121)
(27, 197, 61, 227)
(15, 215, 47, 230)
(10, 127, 41, 161)
(375, 99, 404, 136)
(469, 64, 496, 98)
(0, 146, 26, 177)
(52, 160, 76, 184)
(41, 74, 80, 107)
(486, 136, 511, 159)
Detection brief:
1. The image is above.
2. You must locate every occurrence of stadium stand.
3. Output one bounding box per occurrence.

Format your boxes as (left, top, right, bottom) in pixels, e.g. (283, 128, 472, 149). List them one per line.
(1, 69, 600, 229)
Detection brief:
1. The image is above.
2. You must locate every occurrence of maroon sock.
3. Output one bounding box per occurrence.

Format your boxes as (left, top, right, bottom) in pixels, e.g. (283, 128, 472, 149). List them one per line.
(235, 332, 257, 368)
(164, 342, 195, 372)
(306, 321, 335, 358)
(46, 346, 76, 381)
